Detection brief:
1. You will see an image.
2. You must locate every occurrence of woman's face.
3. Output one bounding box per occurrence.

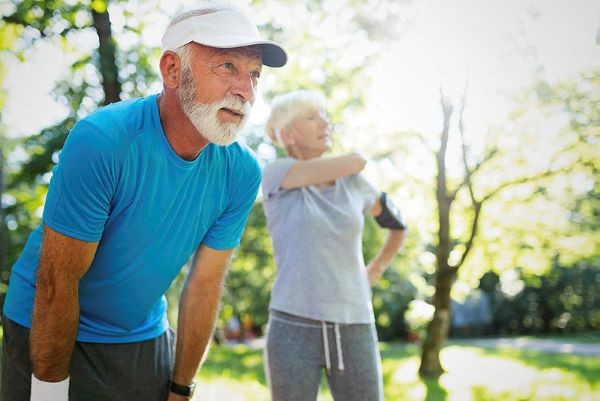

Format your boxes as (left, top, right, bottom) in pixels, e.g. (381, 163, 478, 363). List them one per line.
(289, 108, 331, 155)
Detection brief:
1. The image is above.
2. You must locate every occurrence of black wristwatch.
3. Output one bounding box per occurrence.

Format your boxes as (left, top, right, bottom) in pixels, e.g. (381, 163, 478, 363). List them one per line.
(168, 380, 196, 397)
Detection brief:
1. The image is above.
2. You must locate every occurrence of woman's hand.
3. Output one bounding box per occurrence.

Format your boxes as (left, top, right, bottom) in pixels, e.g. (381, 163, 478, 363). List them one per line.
(365, 228, 407, 286)
(366, 259, 386, 286)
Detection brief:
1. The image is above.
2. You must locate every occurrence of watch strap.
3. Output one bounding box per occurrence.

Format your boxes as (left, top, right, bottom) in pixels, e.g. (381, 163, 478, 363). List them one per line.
(168, 380, 196, 397)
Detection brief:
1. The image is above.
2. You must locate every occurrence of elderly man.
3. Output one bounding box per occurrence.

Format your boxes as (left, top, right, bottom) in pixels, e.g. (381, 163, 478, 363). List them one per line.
(1, 2, 286, 400)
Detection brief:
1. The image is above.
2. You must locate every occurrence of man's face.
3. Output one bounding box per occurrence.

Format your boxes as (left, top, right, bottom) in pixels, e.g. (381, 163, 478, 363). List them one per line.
(177, 44, 263, 146)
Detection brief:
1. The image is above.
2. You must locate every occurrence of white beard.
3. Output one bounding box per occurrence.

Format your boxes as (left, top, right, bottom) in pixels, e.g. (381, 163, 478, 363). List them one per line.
(177, 67, 251, 146)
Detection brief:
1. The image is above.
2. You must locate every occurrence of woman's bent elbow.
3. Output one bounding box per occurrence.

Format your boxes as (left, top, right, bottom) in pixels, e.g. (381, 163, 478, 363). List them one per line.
(350, 152, 368, 172)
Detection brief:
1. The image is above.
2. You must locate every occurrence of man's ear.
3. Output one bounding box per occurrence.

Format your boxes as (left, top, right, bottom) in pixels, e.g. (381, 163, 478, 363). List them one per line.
(159, 51, 182, 89)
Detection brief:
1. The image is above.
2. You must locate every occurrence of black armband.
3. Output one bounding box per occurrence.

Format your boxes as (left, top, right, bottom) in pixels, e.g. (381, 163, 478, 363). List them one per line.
(375, 192, 407, 230)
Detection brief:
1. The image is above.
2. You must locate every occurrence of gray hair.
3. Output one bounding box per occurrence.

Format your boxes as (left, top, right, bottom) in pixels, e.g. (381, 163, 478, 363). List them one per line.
(266, 90, 328, 146)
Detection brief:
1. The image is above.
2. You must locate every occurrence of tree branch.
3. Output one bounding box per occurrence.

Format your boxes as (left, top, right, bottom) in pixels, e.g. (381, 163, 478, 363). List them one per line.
(404, 131, 436, 155)
(437, 88, 453, 202)
(92, 8, 122, 104)
(436, 88, 454, 273)
(481, 165, 577, 203)
(449, 147, 499, 199)
(458, 79, 475, 203)
(451, 79, 483, 269)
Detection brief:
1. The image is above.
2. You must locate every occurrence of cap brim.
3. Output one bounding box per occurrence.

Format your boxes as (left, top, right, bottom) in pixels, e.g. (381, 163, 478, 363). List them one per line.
(258, 43, 288, 68)
(189, 36, 287, 68)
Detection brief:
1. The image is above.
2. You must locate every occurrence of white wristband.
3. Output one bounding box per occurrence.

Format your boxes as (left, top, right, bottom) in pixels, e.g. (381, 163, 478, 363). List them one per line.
(31, 375, 69, 401)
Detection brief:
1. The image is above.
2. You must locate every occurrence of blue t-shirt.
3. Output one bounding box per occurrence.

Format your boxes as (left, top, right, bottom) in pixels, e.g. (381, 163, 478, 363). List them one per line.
(3, 94, 261, 343)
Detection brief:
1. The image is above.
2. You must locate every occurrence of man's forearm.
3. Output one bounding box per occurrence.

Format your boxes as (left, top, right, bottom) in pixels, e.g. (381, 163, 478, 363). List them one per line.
(30, 275, 80, 381)
(30, 226, 97, 383)
(171, 269, 225, 386)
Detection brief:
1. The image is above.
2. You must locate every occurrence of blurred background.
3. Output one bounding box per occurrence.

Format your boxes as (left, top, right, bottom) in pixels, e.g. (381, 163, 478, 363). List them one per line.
(0, 0, 598, 400)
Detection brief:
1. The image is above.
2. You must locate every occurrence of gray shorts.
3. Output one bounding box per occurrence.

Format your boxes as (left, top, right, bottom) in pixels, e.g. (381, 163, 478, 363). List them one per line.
(1, 316, 175, 401)
(264, 310, 383, 401)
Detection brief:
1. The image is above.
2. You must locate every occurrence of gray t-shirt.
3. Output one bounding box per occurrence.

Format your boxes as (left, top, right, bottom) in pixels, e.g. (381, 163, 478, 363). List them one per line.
(262, 157, 379, 324)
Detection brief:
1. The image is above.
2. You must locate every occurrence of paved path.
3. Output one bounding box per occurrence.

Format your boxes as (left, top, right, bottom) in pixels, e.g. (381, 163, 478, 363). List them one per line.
(451, 338, 600, 356)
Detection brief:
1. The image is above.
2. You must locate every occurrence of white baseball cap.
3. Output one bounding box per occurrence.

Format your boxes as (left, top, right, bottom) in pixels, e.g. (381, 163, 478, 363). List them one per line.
(161, 9, 287, 68)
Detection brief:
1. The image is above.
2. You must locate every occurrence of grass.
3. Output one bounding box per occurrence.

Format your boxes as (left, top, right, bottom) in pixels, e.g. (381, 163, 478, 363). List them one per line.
(196, 341, 600, 401)
(1, 326, 597, 400)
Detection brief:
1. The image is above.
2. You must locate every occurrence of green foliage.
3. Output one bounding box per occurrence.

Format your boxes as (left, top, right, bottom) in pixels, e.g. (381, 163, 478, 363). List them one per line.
(463, 71, 600, 281)
(483, 258, 600, 335)
(1, 0, 91, 46)
(221, 203, 275, 332)
(0, 16, 19, 285)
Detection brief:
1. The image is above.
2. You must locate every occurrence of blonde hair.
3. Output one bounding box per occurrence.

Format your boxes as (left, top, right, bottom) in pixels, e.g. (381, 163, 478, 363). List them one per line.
(265, 90, 327, 146)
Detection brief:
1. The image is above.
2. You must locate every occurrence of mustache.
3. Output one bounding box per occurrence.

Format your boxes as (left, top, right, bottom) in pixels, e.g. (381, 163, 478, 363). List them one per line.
(179, 66, 251, 116)
(213, 96, 252, 118)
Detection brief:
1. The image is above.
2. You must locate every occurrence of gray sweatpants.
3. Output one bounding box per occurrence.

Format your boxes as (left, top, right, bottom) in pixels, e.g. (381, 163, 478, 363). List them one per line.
(1, 316, 175, 401)
(264, 310, 383, 401)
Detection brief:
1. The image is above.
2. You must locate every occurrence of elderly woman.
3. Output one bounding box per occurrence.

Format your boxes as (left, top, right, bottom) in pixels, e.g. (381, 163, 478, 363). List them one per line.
(261, 89, 407, 401)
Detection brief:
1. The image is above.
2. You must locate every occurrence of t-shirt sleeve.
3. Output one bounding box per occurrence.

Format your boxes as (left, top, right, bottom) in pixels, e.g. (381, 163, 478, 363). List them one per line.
(261, 158, 295, 200)
(43, 120, 119, 242)
(202, 151, 262, 250)
(352, 174, 380, 214)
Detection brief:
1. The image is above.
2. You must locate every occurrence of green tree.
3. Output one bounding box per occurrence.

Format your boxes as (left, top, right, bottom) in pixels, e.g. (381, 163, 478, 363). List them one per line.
(0, 0, 160, 298)
(483, 256, 600, 335)
(0, 15, 23, 291)
(414, 71, 599, 377)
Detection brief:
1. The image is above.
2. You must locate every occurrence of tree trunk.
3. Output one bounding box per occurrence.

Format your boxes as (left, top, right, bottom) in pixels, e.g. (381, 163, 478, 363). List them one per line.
(419, 266, 456, 377)
(92, 6, 121, 104)
(419, 95, 455, 378)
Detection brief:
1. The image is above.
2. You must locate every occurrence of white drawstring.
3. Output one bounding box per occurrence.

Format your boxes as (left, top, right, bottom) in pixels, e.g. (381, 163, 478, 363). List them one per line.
(321, 322, 332, 375)
(334, 323, 345, 371)
(322, 322, 345, 374)
(272, 313, 345, 375)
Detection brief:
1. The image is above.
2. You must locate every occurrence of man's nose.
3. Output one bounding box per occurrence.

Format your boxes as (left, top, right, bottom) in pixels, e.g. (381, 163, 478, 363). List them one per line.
(231, 74, 256, 104)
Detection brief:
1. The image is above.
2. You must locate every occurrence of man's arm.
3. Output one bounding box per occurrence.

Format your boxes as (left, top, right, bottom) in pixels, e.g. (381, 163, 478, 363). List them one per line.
(365, 196, 407, 285)
(281, 153, 366, 189)
(168, 244, 233, 400)
(31, 225, 98, 381)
